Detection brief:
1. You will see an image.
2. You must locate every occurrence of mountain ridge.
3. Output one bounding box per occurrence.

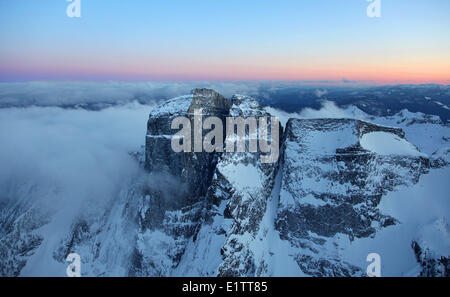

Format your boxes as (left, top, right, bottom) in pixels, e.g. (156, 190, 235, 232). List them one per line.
(0, 88, 448, 276)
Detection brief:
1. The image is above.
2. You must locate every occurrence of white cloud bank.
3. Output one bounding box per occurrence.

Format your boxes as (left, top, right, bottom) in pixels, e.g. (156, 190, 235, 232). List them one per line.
(0, 81, 266, 108)
(0, 103, 152, 238)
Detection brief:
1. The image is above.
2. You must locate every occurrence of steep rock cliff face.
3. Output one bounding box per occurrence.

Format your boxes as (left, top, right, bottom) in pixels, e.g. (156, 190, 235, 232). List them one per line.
(134, 89, 231, 276)
(145, 88, 230, 200)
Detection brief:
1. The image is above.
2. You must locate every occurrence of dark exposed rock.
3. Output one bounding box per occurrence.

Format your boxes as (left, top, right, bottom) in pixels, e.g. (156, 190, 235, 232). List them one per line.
(295, 255, 364, 277)
(412, 241, 449, 277)
(145, 88, 231, 202)
(0, 207, 48, 276)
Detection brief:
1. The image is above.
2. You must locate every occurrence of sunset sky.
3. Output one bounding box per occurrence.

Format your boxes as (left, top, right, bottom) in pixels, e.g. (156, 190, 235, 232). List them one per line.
(0, 0, 449, 83)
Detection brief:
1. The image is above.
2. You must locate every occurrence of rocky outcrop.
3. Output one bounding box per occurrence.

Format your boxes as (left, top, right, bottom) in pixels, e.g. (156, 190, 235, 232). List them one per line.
(0, 206, 47, 276)
(275, 118, 430, 276)
(412, 241, 449, 277)
(412, 218, 450, 277)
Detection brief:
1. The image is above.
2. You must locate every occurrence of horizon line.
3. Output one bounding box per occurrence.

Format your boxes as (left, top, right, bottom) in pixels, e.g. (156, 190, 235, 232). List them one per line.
(0, 79, 449, 87)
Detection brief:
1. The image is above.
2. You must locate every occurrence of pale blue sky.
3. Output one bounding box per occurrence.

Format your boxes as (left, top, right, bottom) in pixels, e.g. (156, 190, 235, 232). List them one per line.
(0, 0, 449, 82)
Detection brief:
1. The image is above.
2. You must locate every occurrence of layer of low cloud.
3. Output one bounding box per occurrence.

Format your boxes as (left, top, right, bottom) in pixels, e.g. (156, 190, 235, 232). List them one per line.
(0, 81, 266, 108)
(0, 81, 375, 109)
(0, 103, 152, 239)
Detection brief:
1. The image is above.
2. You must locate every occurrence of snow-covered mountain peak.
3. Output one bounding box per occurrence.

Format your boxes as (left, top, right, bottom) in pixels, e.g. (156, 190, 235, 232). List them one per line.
(0, 90, 448, 277)
(148, 94, 193, 118)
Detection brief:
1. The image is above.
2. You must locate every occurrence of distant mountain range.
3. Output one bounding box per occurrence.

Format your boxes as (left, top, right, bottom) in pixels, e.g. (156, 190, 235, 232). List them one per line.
(255, 84, 450, 123)
(1, 84, 449, 123)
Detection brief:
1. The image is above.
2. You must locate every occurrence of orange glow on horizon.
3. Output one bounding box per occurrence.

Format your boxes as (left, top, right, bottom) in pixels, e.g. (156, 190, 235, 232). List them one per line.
(1, 51, 449, 84)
